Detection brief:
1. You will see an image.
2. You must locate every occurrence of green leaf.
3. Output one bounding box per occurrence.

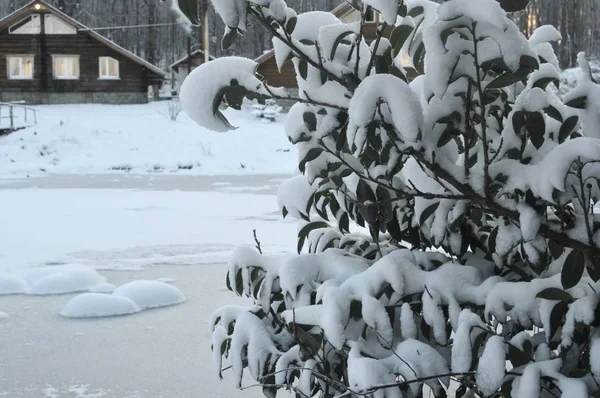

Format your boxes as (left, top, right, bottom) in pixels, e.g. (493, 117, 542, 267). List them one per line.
(437, 127, 458, 148)
(526, 112, 545, 149)
(559, 116, 579, 143)
(565, 96, 587, 109)
(489, 227, 499, 254)
(356, 179, 376, 203)
(561, 250, 585, 289)
(330, 30, 356, 60)
(297, 221, 329, 253)
(536, 288, 574, 302)
(548, 240, 564, 259)
(225, 271, 232, 292)
(408, 5, 424, 17)
(298, 59, 308, 80)
(508, 341, 532, 368)
(419, 202, 440, 226)
(285, 16, 297, 35)
(223, 85, 247, 110)
(299, 148, 324, 173)
(390, 25, 414, 56)
(549, 301, 568, 340)
(486, 66, 532, 90)
(303, 112, 317, 131)
(545, 105, 563, 122)
(498, 0, 531, 12)
(221, 28, 238, 50)
(533, 77, 559, 90)
(235, 270, 244, 296)
(512, 110, 526, 134)
(177, 0, 199, 24)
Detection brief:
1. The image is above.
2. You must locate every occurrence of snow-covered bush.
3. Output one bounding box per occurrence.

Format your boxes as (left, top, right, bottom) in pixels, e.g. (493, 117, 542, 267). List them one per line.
(252, 99, 283, 121)
(180, 0, 600, 397)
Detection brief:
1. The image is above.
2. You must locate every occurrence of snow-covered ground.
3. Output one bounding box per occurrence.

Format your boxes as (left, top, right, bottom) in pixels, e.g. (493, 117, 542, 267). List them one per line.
(0, 175, 297, 397)
(0, 102, 295, 178)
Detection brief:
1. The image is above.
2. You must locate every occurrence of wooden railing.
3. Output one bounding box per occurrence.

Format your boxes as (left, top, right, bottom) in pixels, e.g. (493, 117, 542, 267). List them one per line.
(0, 101, 38, 133)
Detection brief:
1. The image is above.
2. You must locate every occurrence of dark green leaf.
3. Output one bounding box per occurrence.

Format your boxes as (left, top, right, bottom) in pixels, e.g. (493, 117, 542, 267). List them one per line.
(221, 28, 238, 50)
(303, 112, 317, 131)
(298, 59, 308, 80)
(548, 240, 564, 259)
(235, 270, 244, 296)
(486, 67, 531, 90)
(512, 111, 526, 134)
(526, 112, 545, 149)
(408, 5, 424, 17)
(508, 342, 532, 368)
(558, 116, 579, 143)
(549, 301, 568, 340)
(533, 77, 559, 90)
(498, 0, 531, 12)
(545, 105, 563, 122)
(419, 202, 440, 225)
(299, 148, 324, 173)
(536, 288, 574, 302)
(390, 25, 414, 56)
(437, 127, 458, 148)
(177, 0, 199, 24)
(561, 250, 585, 289)
(297, 221, 329, 253)
(489, 227, 499, 254)
(285, 16, 297, 35)
(565, 96, 587, 109)
(330, 30, 356, 60)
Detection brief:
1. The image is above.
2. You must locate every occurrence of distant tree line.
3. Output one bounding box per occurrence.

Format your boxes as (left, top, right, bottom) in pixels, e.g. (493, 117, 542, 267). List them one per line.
(0, 0, 597, 75)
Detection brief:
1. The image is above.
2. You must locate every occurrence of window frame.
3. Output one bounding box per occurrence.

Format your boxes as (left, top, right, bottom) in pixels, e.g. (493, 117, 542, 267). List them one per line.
(7, 55, 35, 80)
(98, 56, 120, 80)
(9, 14, 42, 34)
(52, 55, 80, 80)
(44, 14, 77, 35)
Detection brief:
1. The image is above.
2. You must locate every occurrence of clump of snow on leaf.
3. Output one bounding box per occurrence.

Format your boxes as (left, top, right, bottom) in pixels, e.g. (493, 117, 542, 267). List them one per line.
(180, 57, 267, 132)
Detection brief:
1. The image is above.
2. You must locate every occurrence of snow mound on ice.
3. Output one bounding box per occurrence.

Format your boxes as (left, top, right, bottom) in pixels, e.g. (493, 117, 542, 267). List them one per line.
(0, 265, 105, 296)
(28, 267, 106, 296)
(113, 280, 186, 310)
(60, 293, 141, 318)
(0, 274, 28, 295)
(0, 311, 9, 319)
(88, 283, 117, 294)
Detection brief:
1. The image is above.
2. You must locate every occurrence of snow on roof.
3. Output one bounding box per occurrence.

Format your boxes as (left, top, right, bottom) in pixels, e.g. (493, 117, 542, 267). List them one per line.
(0, 0, 166, 77)
(170, 49, 217, 70)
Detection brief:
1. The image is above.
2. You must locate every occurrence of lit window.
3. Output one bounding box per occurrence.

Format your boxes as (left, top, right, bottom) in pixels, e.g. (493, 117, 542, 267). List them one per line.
(52, 55, 79, 79)
(7, 56, 34, 79)
(9, 15, 41, 34)
(99, 57, 119, 79)
(45, 14, 76, 34)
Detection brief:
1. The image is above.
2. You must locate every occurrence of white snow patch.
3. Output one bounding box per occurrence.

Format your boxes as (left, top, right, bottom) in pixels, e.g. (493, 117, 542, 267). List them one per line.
(112, 280, 186, 310)
(0, 266, 105, 296)
(60, 293, 141, 318)
(0, 311, 8, 319)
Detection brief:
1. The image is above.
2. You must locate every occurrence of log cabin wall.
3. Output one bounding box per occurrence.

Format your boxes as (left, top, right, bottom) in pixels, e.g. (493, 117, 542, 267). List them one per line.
(0, 8, 162, 104)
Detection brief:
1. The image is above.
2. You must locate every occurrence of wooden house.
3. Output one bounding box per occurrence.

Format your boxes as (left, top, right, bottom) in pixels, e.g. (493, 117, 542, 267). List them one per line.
(0, 0, 165, 105)
(170, 48, 215, 91)
(255, 3, 416, 92)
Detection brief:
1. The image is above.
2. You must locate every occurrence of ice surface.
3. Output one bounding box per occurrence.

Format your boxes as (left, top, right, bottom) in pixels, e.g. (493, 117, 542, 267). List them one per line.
(112, 280, 186, 310)
(0, 311, 8, 319)
(60, 293, 141, 318)
(88, 282, 117, 294)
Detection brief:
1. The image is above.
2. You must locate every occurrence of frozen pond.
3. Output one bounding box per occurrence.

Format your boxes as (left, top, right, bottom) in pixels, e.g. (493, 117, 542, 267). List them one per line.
(0, 174, 295, 397)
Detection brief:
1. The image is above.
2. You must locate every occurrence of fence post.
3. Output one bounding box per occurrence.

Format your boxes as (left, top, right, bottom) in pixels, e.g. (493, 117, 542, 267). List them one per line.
(9, 105, 14, 132)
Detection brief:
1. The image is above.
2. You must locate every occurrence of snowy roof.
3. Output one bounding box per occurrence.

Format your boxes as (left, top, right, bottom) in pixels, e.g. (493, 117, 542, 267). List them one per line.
(0, 0, 166, 77)
(170, 49, 217, 71)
